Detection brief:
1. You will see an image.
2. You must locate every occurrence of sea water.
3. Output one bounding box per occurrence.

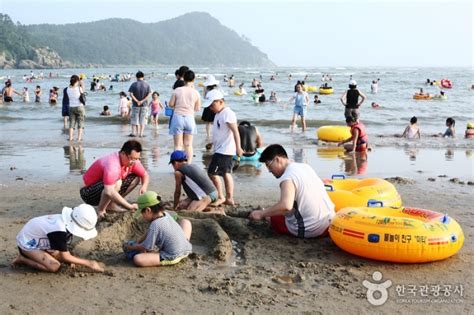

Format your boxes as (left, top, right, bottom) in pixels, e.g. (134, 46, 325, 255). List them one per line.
(0, 66, 473, 181)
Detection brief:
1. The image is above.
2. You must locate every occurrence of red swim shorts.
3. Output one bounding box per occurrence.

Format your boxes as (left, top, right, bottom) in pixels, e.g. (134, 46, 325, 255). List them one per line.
(270, 215, 290, 235)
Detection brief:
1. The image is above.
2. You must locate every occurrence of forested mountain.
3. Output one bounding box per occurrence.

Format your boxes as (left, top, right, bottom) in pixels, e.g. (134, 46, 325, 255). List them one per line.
(25, 12, 274, 67)
(0, 14, 37, 68)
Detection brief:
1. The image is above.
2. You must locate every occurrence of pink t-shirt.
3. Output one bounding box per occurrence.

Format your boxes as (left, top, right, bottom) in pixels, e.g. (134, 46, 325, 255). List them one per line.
(82, 152, 146, 187)
(172, 86, 200, 116)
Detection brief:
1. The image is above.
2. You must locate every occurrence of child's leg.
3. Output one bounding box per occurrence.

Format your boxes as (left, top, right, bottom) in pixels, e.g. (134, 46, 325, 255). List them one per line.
(178, 218, 192, 241)
(301, 116, 306, 131)
(223, 173, 235, 205)
(187, 196, 211, 212)
(178, 197, 193, 210)
(13, 249, 61, 272)
(209, 175, 225, 206)
(133, 252, 161, 267)
(290, 113, 297, 128)
(206, 122, 211, 138)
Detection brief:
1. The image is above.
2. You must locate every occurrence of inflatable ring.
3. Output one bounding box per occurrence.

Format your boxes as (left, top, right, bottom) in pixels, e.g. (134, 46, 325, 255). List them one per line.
(465, 127, 474, 138)
(432, 95, 448, 100)
(413, 94, 433, 100)
(234, 148, 262, 162)
(440, 79, 452, 89)
(317, 125, 351, 142)
(251, 94, 260, 103)
(324, 175, 402, 211)
(319, 87, 334, 95)
(306, 86, 319, 93)
(234, 90, 243, 96)
(329, 203, 465, 263)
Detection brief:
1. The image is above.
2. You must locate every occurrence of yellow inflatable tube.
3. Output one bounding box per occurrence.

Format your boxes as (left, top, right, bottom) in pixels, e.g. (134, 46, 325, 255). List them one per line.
(317, 125, 351, 142)
(324, 176, 402, 211)
(234, 90, 243, 96)
(413, 94, 432, 100)
(319, 87, 334, 95)
(306, 86, 319, 93)
(329, 205, 464, 263)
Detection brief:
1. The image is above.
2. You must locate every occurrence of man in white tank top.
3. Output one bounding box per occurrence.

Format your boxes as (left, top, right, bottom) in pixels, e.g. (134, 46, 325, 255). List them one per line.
(248, 144, 335, 238)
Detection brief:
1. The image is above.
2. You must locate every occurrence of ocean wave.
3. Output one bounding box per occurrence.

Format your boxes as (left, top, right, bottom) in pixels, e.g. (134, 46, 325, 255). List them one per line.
(371, 136, 474, 149)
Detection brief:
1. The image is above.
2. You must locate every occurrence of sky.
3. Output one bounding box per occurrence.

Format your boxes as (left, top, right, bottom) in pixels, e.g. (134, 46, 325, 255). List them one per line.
(1, 0, 472, 67)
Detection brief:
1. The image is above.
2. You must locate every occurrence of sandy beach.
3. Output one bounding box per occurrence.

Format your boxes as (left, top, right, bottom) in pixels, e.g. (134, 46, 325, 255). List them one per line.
(0, 64, 472, 314)
(0, 164, 472, 314)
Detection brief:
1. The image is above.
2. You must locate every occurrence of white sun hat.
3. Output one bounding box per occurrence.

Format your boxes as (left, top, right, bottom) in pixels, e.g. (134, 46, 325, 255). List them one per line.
(204, 75, 219, 87)
(62, 204, 98, 240)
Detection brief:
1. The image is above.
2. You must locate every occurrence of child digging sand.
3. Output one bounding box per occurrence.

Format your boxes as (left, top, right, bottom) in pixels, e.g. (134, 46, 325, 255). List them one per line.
(123, 191, 192, 267)
(12, 204, 104, 273)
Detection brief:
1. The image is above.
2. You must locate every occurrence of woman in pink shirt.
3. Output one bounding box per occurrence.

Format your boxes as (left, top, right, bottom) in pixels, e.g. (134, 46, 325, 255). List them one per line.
(168, 70, 201, 163)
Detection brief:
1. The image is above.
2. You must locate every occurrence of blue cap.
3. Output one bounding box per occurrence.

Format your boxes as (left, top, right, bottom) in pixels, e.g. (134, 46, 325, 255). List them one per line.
(169, 150, 187, 164)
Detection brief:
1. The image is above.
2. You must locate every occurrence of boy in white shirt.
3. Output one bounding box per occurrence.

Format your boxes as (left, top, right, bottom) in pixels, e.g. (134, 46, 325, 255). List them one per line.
(204, 90, 243, 207)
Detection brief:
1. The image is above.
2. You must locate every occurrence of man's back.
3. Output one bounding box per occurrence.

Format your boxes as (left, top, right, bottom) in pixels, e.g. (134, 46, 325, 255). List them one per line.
(238, 124, 257, 154)
(279, 163, 335, 238)
(129, 80, 150, 106)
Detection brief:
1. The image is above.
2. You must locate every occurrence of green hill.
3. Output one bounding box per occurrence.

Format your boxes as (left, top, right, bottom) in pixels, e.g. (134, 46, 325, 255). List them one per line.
(0, 14, 36, 67)
(25, 12, 274, 67)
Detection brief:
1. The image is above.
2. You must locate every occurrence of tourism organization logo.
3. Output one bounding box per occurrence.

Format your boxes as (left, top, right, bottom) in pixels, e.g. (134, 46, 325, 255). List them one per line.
(363, 271, 392, 306)
(362, 271, 465, 306)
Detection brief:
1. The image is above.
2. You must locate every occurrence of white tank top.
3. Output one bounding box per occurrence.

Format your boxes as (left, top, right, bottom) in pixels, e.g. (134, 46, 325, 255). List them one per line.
(279, 163, 335, 237)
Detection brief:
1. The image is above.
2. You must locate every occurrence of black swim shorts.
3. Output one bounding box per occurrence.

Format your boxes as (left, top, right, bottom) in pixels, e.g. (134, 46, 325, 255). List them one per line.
(80, 174, 137, 205)
(207, 153, 233, 177)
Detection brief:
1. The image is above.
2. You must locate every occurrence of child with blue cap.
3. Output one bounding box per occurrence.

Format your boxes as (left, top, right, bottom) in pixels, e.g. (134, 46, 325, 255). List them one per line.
(169, 150, 220, 213)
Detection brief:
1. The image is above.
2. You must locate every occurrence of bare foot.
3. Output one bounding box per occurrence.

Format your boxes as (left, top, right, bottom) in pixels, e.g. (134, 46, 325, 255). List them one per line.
(224, 199, 235, 206)
(210, 198, 225, 207)
(11, 255, 23, 268)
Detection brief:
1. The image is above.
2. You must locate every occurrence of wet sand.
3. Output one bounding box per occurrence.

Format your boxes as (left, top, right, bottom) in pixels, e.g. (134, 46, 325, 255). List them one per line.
(0, 171, 472, 314)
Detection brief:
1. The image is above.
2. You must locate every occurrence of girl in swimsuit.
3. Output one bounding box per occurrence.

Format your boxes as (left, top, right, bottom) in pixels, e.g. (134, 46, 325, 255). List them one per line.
(149, 91, 164, 129)
(443, 117, 455, 138)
